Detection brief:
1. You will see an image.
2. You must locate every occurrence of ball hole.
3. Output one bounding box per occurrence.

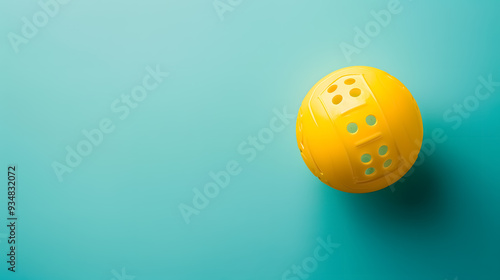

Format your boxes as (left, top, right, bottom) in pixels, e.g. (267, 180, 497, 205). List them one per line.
(361, 154, 371, 163)
(344, 78, 355, 85)
(379, 145, 388, 156)
(365, 167, 375, 175)
(349, 88, 361, 97)
(332, 95, 343, 105)
(327, 84, 338, 93)
(366, 115, 377, 126)
(347, 123, 358, 134)
(384, 159, 392, 168)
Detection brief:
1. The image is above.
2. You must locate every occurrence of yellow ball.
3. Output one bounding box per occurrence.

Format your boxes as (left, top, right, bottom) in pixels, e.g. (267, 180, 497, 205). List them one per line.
(296, 66, 423, 193)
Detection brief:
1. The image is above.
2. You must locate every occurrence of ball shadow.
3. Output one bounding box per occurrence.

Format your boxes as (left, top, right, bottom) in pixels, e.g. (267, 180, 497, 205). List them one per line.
(318, 151, 455, 236)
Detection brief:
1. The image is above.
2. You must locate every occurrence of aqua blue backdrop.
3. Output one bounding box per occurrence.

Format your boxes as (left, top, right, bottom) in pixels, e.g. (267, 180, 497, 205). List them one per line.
(1, 0, 499, 279)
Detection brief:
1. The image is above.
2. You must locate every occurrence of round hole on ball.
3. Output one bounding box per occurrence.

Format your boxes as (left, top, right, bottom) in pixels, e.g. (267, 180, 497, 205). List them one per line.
(379, 145, 388, 156)
(349, 88, 361, 97)
(361, 154, 371, 163)
(332, 95, 343, 105)
(365, 167, 375, 175)
(366, 115, 377, 126)
(384, 159, 392, 168)
(344, 78, 355, 85)
(347, 123, 358, 134)
(327, 84, 338, 93)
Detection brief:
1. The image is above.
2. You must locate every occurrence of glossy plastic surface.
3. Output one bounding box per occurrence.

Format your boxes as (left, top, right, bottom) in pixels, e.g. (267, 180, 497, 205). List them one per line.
(296, 66, 423, 193)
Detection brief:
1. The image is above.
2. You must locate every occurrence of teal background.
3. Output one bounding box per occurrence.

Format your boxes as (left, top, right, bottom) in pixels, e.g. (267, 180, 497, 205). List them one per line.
(1, 0, 499, 279)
